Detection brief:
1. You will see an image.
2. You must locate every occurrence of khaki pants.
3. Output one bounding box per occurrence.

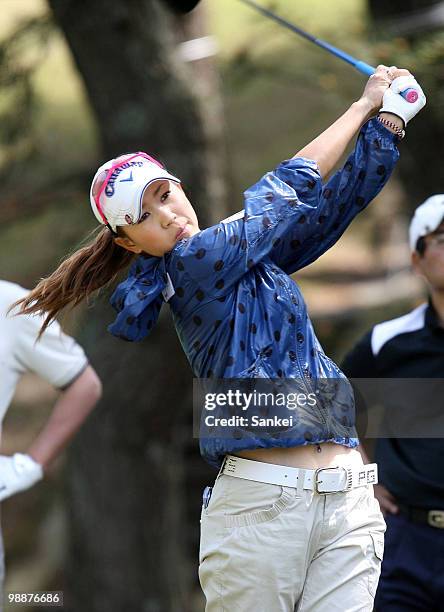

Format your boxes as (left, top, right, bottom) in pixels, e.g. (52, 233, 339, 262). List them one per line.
(199, 470, 385, 612)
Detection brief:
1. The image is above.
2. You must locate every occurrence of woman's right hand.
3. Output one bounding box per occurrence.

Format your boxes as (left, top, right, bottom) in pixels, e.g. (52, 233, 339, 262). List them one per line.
(358, 64, 411, 118)
(374, 483, 399, 516)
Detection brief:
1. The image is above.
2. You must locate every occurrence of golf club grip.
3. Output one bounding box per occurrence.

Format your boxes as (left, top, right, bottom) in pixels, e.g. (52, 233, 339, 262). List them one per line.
(354, 62, 418, 103)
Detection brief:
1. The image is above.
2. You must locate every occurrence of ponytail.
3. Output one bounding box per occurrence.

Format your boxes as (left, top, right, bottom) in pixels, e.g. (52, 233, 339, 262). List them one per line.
(11, 227, 135, 337)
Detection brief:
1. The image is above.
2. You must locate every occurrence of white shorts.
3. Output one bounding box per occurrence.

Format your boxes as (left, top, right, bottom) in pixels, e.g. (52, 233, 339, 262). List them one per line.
(199, 468, 385, 611)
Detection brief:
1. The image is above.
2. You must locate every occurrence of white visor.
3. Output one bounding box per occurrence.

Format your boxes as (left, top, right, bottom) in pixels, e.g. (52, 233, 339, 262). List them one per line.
(89, 153, 181, 232)
(409, 194, 444, 251)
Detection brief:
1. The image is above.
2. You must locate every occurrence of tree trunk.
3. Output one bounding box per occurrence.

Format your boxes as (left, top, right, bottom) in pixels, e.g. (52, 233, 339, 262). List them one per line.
(46, 1, 225, 609)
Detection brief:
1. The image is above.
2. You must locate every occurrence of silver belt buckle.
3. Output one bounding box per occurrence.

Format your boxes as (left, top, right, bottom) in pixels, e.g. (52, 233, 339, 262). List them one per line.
(314, 466, 353, 495)
(428, 510, 444, 529)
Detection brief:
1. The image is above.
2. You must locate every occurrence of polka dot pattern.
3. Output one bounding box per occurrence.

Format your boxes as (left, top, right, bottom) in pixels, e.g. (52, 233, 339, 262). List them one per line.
(109, 120, 398, 470)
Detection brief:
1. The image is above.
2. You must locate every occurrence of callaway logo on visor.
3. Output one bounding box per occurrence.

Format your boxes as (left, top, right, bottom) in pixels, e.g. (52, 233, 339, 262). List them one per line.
(90, 152, 176, 235)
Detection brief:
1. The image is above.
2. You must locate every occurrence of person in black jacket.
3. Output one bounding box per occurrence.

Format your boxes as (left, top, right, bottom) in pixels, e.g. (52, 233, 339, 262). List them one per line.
(341, 194, 444, 612)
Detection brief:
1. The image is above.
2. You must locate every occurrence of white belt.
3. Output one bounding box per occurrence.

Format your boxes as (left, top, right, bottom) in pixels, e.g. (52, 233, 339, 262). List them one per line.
(221, 455, 378, 494)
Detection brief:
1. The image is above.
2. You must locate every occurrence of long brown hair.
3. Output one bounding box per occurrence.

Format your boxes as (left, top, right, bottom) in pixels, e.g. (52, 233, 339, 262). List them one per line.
(11, 226, 135, 337)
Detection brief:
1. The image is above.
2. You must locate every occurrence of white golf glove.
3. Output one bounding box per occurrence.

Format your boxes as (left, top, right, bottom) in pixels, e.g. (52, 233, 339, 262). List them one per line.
(0, 453, 43, 502)
(380, 75, 426, 125)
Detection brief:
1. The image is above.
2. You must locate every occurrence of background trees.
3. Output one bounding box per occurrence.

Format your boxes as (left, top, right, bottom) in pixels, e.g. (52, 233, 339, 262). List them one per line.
(1, 0, 442, 610)
(45, 1, 225, 609)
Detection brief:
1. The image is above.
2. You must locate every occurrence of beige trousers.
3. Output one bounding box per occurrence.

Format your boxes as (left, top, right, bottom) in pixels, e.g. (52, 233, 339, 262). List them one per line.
(199, 470, 385, 612)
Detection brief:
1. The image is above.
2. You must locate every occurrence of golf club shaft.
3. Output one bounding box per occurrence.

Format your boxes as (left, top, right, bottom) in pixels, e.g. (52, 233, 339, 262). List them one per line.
(239, 0, 375, 76)
(239, 0, 416, 101)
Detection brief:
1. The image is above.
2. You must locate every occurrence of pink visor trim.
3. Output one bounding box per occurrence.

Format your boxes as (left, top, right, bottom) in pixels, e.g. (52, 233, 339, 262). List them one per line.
(92, 152, 165, 227)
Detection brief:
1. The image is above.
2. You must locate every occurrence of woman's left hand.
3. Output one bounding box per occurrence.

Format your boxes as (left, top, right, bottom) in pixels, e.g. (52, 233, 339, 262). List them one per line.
(359, 65, 411, 117)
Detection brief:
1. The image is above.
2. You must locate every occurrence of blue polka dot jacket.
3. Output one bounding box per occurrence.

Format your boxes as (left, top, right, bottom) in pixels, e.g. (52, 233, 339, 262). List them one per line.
(110, 119, 399, 468)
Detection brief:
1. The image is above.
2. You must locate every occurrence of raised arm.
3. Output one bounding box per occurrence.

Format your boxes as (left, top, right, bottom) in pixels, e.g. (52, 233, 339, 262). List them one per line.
(268, 66, 425, 274)
(294, 65, 407, 178)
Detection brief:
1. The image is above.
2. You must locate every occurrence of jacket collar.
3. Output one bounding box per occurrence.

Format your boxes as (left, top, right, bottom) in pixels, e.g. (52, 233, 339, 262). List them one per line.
(425, 297, 444, 331)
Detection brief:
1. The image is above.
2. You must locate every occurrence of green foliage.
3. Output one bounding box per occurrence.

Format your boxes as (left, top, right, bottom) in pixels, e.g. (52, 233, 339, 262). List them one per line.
(0, 191, 94, 286)
(0, 15, 54, 180)
(208, 0, 372, 202)
(371, 31, 444, 117)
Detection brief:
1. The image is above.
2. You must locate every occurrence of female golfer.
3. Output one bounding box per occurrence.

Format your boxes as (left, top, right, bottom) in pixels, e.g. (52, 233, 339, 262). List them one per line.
(16, 65, 425, 611)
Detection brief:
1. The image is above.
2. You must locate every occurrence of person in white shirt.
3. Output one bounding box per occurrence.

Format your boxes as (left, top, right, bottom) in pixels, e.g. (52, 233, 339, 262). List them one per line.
(0, 279, 102, 587)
